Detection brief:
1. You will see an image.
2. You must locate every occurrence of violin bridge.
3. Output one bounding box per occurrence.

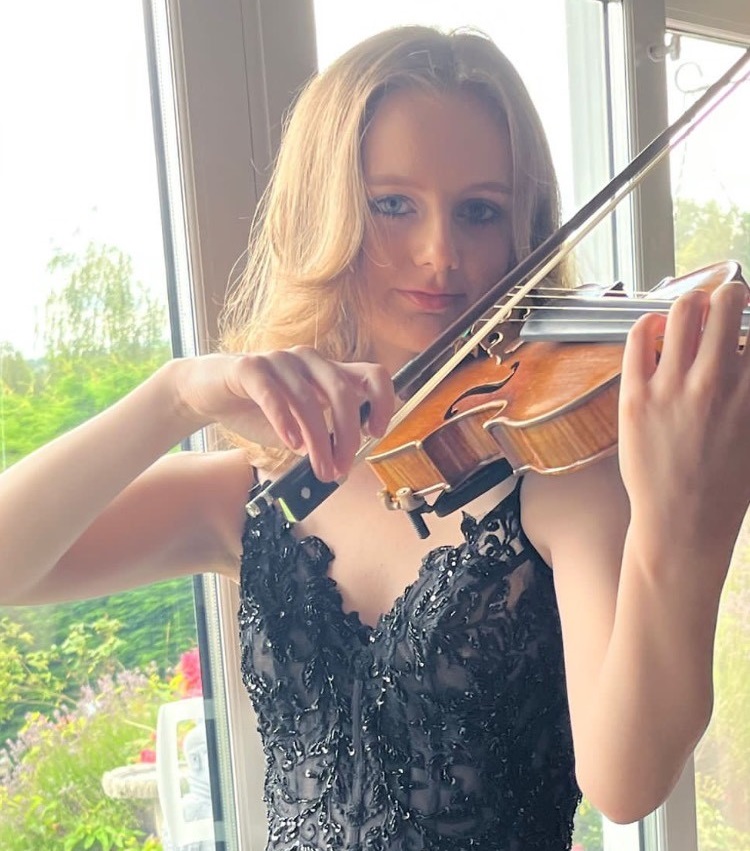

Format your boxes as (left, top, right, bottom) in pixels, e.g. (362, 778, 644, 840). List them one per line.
(483, 333, 508, 359)
(464, 314, 503, 356)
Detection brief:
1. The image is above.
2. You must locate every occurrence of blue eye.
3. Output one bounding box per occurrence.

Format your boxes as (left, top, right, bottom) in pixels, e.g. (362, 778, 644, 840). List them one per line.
(369, 195, 411, 217)
(458, 200, 503, 225)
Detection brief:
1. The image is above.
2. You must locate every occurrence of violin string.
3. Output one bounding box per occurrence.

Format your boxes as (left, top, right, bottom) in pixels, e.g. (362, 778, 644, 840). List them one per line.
(482, 309, 750, 325)
(475, 285, 750, 321)
(496, 314, 750, 326)
(496, 284, 733, 300)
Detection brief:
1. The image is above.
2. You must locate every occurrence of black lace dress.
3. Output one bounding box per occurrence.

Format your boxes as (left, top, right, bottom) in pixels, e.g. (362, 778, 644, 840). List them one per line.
(238, 480, 581, 850)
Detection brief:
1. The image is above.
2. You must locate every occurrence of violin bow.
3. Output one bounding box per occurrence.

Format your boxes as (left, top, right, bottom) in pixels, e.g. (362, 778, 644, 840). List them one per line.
(249, 46, 750, 523)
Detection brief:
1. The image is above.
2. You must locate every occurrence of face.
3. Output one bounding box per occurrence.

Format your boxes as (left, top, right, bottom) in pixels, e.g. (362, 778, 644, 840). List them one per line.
(359, 86, 514, 374)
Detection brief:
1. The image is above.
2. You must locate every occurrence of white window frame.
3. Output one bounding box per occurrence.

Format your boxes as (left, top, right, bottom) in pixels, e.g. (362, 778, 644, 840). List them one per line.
(147, 1, 317, 847)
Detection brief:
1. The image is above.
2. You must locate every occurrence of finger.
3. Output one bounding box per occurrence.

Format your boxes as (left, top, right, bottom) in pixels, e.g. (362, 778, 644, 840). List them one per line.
(238, 352, 335, 478)
(340, 362, 396, 439)
(233, 355, 306, 452)
(299, 358, 365, 477)
(622, 311, 666, 386)
(698, 281, 748, 368)
(269, 352, 339, 480)
(657, 289, 708, 379)
(328, 377, 366, 476)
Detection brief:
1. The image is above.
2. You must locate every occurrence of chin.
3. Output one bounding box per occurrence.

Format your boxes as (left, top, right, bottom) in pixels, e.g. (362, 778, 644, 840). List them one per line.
(372, 320, 456, 373)
(417, 324, 456, 351)
(392, 338, 442, 374)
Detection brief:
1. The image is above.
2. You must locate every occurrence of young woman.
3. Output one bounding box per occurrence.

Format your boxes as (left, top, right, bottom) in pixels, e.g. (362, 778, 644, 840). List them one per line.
(2, 25, 749, 850)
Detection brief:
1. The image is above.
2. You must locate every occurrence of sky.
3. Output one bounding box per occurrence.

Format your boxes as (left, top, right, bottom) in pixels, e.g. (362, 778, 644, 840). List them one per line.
(665, 35, 750, 206)
(1, 2, 748, 358)
(0, 2, 166, 357)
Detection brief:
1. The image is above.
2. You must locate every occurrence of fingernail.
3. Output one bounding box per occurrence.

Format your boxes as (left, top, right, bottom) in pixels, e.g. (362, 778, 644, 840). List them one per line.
(285, 426, 302, 449)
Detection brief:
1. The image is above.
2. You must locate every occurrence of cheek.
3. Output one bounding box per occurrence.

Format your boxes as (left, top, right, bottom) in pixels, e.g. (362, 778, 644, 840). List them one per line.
(361, 223, 386, 266)
(465, 229, 513, 290)
(358, 233, 396, 302)
(361, 221, 410, 269)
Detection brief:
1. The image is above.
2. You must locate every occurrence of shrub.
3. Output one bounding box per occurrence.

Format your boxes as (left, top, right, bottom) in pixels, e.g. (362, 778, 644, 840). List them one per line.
(0, 666, 178, 850)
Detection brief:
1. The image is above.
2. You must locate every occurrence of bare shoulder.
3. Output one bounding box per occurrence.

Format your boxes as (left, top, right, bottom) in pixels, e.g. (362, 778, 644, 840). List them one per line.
(520, 453, 629, 569)
(142, 447, 255, 575)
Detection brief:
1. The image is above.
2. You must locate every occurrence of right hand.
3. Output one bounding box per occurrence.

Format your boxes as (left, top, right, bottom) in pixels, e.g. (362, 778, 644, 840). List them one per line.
(173, 347, 395, 481)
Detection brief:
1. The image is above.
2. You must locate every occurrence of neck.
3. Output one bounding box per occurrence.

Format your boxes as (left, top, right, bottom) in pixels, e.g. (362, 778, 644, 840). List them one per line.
(520, 297, 750, 344)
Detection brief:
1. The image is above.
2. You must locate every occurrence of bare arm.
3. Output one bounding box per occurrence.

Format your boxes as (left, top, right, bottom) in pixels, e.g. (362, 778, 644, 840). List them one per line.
(12, 448, 255, 604)
(0, 350, 394, 605)
(523, 282, 750, 823)
(524, 458, 715, 824)
(0, 361, 196, 603)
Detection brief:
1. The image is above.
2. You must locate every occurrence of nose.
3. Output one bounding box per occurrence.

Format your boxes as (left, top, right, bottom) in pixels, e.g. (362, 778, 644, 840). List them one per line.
(412, 210, 459, 273)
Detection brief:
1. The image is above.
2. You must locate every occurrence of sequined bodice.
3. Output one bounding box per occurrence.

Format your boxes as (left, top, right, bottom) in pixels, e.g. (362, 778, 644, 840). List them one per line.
(238, 481, 580, 850)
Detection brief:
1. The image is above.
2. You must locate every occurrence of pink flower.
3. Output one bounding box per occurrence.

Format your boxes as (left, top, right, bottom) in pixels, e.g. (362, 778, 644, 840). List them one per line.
(138, 748, 156, 763)
(177, 648, 203, 697)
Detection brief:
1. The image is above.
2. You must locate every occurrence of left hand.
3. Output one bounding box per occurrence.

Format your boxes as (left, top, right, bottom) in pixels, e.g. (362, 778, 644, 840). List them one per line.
(618, 281, 750, 575)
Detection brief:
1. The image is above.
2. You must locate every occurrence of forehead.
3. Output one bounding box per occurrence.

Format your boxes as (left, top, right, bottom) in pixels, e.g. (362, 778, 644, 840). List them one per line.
(362, 86, 512, 189)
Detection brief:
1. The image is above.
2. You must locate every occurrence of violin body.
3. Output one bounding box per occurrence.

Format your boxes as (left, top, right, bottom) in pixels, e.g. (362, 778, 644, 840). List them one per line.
(367, 261, 746, 510)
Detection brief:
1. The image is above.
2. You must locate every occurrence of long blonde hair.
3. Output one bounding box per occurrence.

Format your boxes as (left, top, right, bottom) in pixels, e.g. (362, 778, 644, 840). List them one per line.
(219, 25, 572, 465)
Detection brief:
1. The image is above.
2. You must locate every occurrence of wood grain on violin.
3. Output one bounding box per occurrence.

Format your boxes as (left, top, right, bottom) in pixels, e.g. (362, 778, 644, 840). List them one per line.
(367, 261, 747, 508)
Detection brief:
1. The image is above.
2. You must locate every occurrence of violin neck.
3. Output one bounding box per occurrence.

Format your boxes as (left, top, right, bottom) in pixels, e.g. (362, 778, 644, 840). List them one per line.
(520, 298, 750, 344)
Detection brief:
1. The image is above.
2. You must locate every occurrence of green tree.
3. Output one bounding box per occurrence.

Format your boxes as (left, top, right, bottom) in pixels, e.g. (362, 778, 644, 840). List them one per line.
(0, 615, 124, 742)
(0, 343, 34, 394)
(673, 197, 750, 276)
(672, 197, 750, 845)
(43, 243, 168, 362)
(1, 244, 172, 466)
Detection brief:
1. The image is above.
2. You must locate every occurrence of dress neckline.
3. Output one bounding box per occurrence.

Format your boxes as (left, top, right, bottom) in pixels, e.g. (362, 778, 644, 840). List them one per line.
(293, 477, 525, 643)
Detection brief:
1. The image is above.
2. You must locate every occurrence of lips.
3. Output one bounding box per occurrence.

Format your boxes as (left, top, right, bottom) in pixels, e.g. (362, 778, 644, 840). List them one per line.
(397, 290, 464, 312)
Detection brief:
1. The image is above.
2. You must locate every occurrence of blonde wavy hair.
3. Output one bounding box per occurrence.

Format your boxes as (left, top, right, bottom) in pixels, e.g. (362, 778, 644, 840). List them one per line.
(219, 25, 573, 467)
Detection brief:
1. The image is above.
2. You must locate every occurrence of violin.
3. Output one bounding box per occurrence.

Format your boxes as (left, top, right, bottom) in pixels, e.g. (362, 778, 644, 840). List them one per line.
(365, 260, 748, 536)
(246, 49, 750, 535)
(250, 259, 748, 538)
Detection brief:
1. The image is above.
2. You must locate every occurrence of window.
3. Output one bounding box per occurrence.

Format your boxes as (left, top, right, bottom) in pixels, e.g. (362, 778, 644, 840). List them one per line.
(0, 3, 224, 848)
(665, 30, 750, 851)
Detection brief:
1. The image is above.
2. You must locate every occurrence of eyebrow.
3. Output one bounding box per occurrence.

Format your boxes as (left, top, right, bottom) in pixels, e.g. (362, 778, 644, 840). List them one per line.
(365, 175, 513, 195)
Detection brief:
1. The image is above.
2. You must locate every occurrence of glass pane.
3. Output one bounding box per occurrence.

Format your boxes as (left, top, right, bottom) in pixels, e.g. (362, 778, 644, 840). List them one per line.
(666, 32, 750, 851)
(311, 3, 625, 848)
(0, 4, 217, 849)
(667, 35, 750, 277)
